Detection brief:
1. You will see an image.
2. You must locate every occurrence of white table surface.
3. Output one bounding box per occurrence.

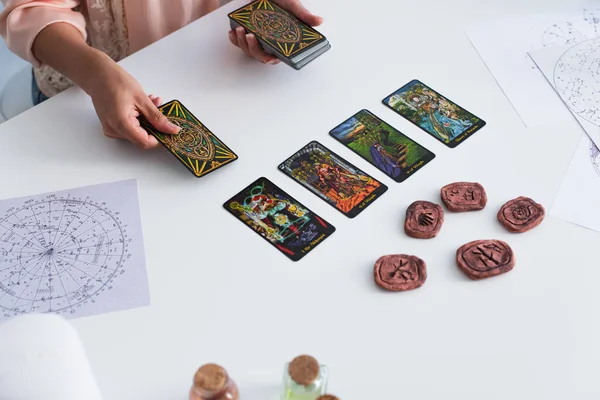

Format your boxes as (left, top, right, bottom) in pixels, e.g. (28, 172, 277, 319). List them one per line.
(1, 0, 599, 398)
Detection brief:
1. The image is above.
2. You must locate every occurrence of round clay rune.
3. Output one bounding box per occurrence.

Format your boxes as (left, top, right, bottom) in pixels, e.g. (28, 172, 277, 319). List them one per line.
(440, 182, 487, 212)
(456, 240, 515, 280)
(404, 201, 444, 239)
(498, 197, 545, 233)
(374, 254, 427, 291)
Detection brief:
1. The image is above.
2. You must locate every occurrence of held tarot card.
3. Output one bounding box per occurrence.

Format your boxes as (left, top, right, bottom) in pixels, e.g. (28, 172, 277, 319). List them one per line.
(382, 80, 486, 148)
(279, 141, 388, 218)
(228, 0, 330, 69)
(223, 177, 335, 261)
(329, 110, 435, 183)
(140, 100, 238, 178)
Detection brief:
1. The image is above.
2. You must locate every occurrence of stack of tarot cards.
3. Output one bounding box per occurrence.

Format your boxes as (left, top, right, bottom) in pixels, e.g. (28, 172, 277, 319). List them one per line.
(229, 0, 331, 70)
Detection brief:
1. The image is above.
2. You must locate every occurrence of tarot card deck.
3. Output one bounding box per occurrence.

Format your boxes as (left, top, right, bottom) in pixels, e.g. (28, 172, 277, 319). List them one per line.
(229, 0, 330, 70)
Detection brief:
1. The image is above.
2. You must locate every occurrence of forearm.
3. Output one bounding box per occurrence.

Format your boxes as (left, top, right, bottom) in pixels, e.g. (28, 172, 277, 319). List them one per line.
(31, 22, 112, 95)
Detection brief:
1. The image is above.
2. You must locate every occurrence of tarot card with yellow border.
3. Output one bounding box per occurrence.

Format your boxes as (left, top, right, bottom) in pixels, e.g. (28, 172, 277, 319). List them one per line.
(140, 100, 238, 178)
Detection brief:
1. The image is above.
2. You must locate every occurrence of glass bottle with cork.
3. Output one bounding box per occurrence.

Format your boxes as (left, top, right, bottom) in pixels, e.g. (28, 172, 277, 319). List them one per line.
(189, 364, 239, 400)
(281, 355, 329, 400)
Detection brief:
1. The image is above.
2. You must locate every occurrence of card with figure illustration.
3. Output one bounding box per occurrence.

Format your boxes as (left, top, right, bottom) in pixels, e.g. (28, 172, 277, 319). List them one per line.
(382, 80, 486, 148)
(279, 141, 388, 218)
(223, 177, 335, 261)
(139, 100, 238, 178)
(329, 110, 435, 182)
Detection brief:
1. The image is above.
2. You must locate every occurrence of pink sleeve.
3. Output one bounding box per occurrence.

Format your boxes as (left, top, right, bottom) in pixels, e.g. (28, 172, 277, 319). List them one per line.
(0, 0, 87, 66)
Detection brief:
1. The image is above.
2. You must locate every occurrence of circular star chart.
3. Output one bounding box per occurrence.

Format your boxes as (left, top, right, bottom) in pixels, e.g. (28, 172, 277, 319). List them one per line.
(554, 38, 600, 127)
(0, 195, 130, 318)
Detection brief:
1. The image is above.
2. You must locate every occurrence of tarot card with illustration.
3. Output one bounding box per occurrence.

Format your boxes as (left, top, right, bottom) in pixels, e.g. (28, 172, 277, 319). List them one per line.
(382, 80, 486, 148)
(330, 110, 435, 182)
(223, 177, 335, 261)
(279, 141, 388, 218)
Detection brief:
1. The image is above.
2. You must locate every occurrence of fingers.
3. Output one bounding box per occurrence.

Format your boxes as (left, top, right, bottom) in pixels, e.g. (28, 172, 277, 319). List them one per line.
(123, 118, 160, 150)
(284, 1, 323, 26)
(138, 128, 160, 148)
(139, 96, 180, 135)
(232, 27, 279, 64)
(128, 127, 160, 150)
(148, 94, 162, 107)
(229, 30, 239, 47)
(235, 27, 251, 56)
(103, 118, 158, 150)
(247, 34, 279, 64)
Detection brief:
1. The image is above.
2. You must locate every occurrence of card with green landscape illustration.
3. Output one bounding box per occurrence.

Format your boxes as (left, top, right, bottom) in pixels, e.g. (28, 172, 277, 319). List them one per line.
(329, 110, 435, 182)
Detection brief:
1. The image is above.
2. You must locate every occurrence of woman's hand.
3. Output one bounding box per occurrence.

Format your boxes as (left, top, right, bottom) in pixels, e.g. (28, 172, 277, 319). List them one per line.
(87, 56, 180, 149)
(32, 23, 180, 150)
(228, 0, 323, 64)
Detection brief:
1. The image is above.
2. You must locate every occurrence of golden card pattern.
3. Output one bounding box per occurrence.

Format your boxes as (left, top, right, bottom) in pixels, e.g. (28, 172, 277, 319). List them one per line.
(141, 100, 238, 178)
(229, 0, 324, 58)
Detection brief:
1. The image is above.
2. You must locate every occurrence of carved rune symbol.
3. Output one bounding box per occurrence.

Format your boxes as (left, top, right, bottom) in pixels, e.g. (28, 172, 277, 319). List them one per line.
(418, 212, 434, 226)
(472, 244, 503, 267)
(463, 189, 475, 201)
(388, 259, 416, 281)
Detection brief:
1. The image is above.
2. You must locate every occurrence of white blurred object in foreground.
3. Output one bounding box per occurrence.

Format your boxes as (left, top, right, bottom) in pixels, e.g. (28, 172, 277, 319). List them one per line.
(0, 314, 103, 400)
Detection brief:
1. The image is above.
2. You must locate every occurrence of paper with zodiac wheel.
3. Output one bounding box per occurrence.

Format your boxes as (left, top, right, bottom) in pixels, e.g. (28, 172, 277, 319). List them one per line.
(224, 177, 335, 261)
(228, 0, 327, 61)
(279, 141, 388, 218)
(140, 100, 238, 178)
(330, 110, 436, 182)
(383, 80, 486, 148)
(0, 180, 149, 321)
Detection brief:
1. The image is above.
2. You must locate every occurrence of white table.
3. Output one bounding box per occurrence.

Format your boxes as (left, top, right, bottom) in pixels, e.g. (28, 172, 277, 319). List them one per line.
(1, 0, 598, 398)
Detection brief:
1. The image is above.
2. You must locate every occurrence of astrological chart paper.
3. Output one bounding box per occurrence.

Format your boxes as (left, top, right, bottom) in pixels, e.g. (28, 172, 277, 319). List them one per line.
(0, 179, 150, 321)
(529, 38, 600, 149)
(465, 5, 600, 127)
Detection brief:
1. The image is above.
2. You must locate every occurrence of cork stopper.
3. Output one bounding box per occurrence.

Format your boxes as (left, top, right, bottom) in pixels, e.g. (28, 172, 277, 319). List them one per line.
(288, 355, 320, 386)
(193, 364, 228, 392)
(317, 396, 339, 400)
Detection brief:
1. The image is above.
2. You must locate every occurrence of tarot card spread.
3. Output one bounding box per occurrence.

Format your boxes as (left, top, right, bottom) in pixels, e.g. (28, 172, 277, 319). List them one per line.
(140, 100, 238, 178)
(224, 177, 335, 261)
(383, 80, 486, 148)
(279, 141, 388, 218)
(330, 110, 435, 182)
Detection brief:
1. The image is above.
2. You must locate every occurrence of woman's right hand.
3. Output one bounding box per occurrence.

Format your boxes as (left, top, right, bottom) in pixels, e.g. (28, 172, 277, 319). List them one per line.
(30, 22, 179, 149)
(86, 54, 180, 149)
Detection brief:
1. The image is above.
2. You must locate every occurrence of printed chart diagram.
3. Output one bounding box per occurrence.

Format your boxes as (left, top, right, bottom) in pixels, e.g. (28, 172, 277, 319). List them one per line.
(554, 38, 600, 128)
(542, 8, 600, 48)
(0, 180, 149, 321)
